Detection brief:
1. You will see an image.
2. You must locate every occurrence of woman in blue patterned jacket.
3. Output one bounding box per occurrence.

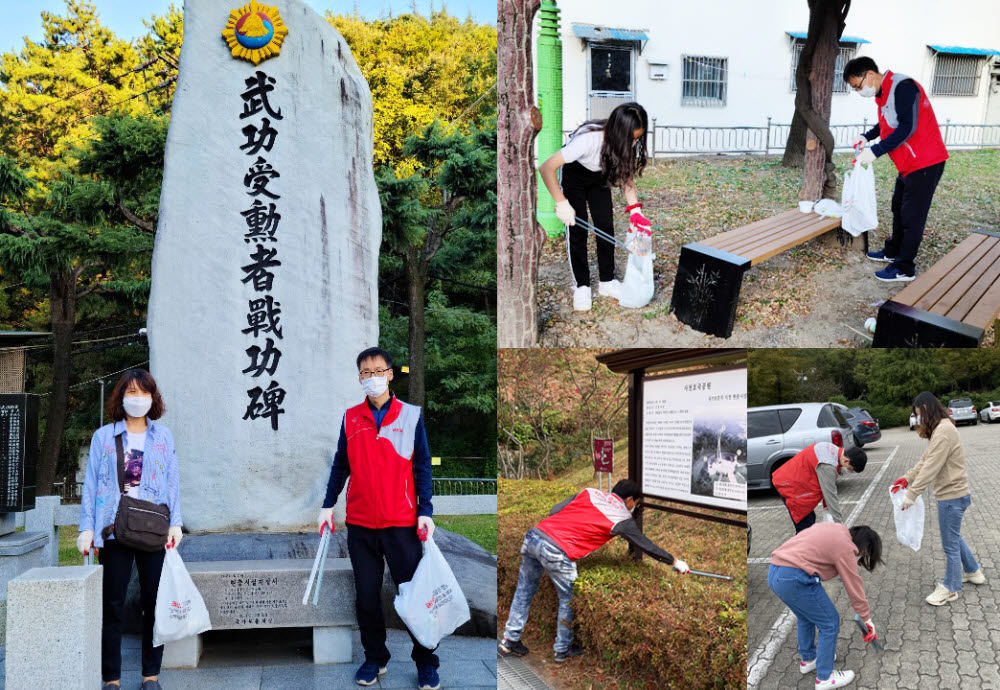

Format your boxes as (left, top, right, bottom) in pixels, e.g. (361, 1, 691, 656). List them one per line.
(77, 369, 183, 690)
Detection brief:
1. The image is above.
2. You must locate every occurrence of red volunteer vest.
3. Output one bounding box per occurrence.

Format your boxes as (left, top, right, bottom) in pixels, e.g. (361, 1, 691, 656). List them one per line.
(343, 396, 422, 529)
(772, 442, 842, 523)
(535, 488, 632, 561)
(876, 70, 949, 177)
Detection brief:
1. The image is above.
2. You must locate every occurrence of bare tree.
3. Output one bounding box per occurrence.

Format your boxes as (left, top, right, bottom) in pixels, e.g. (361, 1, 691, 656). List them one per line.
(497, 0, 544, 347)
(786, 0, 851, 198)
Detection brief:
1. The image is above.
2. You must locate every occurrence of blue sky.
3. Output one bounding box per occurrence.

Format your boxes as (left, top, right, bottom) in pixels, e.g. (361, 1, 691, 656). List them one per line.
(0, 0, 496, 55)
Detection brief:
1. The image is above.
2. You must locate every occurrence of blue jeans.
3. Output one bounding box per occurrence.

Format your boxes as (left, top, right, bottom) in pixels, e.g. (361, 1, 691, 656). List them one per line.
(768, 565, 839, 681)
(503, 529, 578, 653)
(938, 494, 979, 592)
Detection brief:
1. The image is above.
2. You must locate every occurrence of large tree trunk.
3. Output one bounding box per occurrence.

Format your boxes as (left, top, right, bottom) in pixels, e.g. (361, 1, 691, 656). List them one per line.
(497, 0, 543, 347)
(37, 269, 77, 495)
(794, 0, 850, 199)
(782, 110, 807, 168)
(404, 248, 426, 408)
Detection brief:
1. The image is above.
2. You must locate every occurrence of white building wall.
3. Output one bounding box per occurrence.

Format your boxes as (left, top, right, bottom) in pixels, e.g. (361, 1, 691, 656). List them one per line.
(537, 0, 1000, 135)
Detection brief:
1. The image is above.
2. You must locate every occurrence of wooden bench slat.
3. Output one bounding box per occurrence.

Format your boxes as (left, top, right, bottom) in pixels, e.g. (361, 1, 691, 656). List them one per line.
(962, 273, 1000, 330)
(700, 210, 805, 251)
(907, 235, 993, 311)
(740, 216, 843, 265)
(891, 234, 988, 308)
(709, 213, 831, 255)
(937, 240, 1000, 321)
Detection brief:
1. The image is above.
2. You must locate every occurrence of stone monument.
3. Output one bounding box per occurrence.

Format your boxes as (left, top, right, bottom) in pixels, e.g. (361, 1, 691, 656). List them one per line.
(148, 0, 382, 532)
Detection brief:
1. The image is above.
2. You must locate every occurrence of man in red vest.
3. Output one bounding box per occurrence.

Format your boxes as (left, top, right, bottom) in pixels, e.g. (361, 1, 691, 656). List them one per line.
(316, 347, 440, 690)
(497, 480, 688, 663)
(772, 443, 868, 533)
(844, 56, 949, 283)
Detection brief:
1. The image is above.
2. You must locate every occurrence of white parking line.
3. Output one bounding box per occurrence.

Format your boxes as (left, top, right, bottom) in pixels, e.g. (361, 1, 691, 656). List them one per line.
(746, 445, 899, 689)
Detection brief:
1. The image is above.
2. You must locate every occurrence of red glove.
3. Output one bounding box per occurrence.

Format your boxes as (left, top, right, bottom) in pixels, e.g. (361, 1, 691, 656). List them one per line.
(628, 204, 652, 236)
(863, 621, 877, 643)
(890, 477, 908, 494)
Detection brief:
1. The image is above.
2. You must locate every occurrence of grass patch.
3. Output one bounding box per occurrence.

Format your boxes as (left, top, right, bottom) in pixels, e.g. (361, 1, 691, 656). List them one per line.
(498, 455, 746, 689)
(59, 527, 80, 566)
(436, 514, 497, 554)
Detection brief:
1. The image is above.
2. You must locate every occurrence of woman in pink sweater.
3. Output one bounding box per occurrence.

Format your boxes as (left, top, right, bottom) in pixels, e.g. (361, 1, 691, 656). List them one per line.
(769, 522, 884, 689)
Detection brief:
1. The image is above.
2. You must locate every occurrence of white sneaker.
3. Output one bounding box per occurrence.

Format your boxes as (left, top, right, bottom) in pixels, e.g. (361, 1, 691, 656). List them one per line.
(963, 569, 986, 585)
(816, 670, 855, 688)
(926, 583, 959, 606)
(573, 285, 592, 311)
(800, 658, 817, 674)
(598, 279, 622, 299)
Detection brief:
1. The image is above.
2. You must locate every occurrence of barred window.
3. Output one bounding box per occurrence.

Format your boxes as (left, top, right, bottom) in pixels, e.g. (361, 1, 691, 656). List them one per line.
(931, 54, 982, 96)
(681, 55, 727, 106)
(790, 40, 857, 93)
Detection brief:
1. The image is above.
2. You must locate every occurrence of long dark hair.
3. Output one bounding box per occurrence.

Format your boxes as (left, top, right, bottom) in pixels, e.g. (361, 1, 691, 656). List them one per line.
(568, 102, 649, 188)
(850, 525, 884, 572)
(106, 368, 165, 422)
(912, 391, 947, 440)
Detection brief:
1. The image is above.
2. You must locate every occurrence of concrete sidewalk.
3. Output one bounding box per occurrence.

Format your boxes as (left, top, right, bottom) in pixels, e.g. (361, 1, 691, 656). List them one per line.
(0, 629, 496, 689)
(747, 424, 1000, 689)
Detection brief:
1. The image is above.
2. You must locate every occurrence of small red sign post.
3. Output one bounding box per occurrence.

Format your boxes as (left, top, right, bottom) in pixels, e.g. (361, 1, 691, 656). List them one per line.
(593, 439, 614, 491)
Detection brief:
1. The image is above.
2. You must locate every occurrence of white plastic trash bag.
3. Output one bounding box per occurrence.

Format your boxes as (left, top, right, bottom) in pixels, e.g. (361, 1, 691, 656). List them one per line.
(153, 548, 212, 647)
(889, 487, 925, 551)
(393, 536, 471, 649)
(841, 159, 878, 237)
(618, 250, 655, 309)
(813, 198, 843, 218)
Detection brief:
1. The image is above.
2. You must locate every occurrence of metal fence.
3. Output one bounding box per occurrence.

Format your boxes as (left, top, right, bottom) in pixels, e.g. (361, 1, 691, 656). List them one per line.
(432, 477, 498, 496)
(645, 118, 1000, 157)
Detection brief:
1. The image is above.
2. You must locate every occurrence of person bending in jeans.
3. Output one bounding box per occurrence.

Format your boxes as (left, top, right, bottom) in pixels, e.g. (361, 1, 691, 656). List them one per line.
(498, 479, 688, 663)
(769, 523, 883, 689)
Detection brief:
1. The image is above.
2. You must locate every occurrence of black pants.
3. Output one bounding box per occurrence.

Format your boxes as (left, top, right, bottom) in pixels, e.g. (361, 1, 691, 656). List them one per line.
(562, 161, 615, 287)
(346, 524, 440, 668)
(99, 539, 166, 682)
(783, 497, 816, 534)
(882, 160, 946, 275)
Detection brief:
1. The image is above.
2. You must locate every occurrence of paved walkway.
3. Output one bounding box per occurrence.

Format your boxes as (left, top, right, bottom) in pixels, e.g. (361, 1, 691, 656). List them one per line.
(747, 424, 1000, 689)
(0, 629, 495, 689)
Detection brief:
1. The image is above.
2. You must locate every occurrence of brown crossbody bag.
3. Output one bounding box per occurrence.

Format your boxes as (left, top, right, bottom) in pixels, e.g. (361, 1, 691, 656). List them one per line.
(101, 433, 171, 551)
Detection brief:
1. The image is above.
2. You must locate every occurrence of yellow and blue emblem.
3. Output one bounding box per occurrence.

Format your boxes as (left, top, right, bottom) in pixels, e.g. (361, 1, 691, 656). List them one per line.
(222, 1, 288, 65)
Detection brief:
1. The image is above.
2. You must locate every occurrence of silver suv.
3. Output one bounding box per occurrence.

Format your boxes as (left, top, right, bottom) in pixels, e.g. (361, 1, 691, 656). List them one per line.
(947, 398, 978, 426)
(747, 402, 856, 490)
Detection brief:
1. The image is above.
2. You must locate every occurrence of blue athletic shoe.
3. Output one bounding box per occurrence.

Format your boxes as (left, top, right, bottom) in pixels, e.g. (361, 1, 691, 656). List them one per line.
(875, 265, 915, 282)
(866, 250, 893, 262)
(355, 661, 387, 686)
(417, 664, 441, 690)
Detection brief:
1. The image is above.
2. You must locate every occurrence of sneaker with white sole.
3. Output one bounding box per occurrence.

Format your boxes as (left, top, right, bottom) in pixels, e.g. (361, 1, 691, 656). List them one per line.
(866, 250, 893, 263)
(963, 569, 986, 585)
(816, 670, 855, 688)
(926, 583, 959, 606)
(573, 285, 592, 311)
(875, 265, 915, 282)
(598, 279, 622, 299)
(800, 658, 817, 674)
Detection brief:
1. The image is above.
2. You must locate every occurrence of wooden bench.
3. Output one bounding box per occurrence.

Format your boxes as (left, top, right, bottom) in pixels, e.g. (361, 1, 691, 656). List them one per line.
(671, 209, 848, 337)
(873, 229, 1000, 347)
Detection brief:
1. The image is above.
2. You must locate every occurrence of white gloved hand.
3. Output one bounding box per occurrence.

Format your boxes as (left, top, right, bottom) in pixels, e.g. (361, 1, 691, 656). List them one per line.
(852, 135, 867, 150)
(673, 559, 689, 574)
(77, 530, 94, 555)
(857, 148, 876, 166)
(417, 516, 435, 542)
(317, 507, 334, 534)
(168, 526, 183, 549)
(555, 199, 576, 226)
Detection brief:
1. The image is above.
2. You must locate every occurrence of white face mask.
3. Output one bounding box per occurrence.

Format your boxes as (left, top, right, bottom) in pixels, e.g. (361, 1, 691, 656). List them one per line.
(361, 376, 388, 399)
(123, 396, 152, 418)
(858, 84, 877, 98)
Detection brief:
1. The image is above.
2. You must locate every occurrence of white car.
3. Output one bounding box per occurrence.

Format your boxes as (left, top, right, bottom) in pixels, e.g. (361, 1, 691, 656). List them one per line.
(980, 402, 1000, 424)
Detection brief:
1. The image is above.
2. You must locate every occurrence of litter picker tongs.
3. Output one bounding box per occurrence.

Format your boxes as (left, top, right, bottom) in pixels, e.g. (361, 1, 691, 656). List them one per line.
(83, 551, 94, 566)
(303, 523, 333, 606)
(853, 613, 884, 652)
(681, 567, 735, 581)
(574, 217, 651, 257)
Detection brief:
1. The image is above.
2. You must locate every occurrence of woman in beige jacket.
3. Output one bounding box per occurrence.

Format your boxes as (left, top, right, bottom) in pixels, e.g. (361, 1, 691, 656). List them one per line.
(890, 391, 985, 606)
